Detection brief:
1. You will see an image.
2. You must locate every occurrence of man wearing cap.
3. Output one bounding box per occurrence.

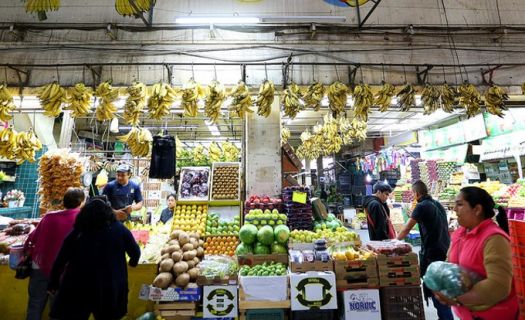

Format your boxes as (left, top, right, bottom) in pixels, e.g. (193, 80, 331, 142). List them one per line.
(102, 164, 143, 221)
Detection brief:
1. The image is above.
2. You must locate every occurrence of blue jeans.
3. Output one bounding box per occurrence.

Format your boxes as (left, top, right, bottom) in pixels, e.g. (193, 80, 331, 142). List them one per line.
(431, 295, 454, 320)
(26, 268, 50, 320)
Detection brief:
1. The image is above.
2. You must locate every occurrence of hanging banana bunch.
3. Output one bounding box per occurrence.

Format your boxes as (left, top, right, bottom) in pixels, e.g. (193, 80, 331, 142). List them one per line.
(255, 80, 275, 117)
(327, 82, 348, 117)
(484, 85, 508, 118)
(281, 127, 291, 145)
(13, 128, 42, 165)
(320, 115, 343, 155)
(192, 144, 206, 163)
(282, 83, 303, 119)
(353, 83, 374, 121)
(396, 84, 416, 112)
(208, 142, 222, 163)
(338, 117, 354, 145)
(39, 82, 67, 118)
(204, 81, 226, 123)
(421, 84, 441, 115)
(64, 83, 92, 118)
(118, 127, 152, 157)
(351, 118, 368, 142)
(181, 79, 204, 118)
(115, 0, 156, 17)
(25, 0, 60, 21)
(303, 82, 325, 111)
(95, 81, 119, 122)
(123, 82, 147, 126)
(0, 126, 18, 160)
(374, 82, 395, 112)
(148, 82, 177, 121)
(221, 141, 240, 162)
(440, 84, 457, 113)
(296, 130, 321, 161)
(0, 84, 16, 123)
(458, 83, 482, 118)
(229, 81, 253, 118)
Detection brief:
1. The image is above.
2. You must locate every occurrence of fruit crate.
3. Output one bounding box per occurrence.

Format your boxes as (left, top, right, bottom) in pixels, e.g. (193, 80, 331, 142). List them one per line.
(376, 253, 418, 269)
(380, 286, 425, 320)
(177, 167, 211, 202)
(290, 260, 334, 273)
(378, 265, 419, 278)
(244, 308, 285, 320)
(336, 277, 380, 290)
(379, 275, 421, 287)
(172, 203, 208, 235)
(510, 219, 525, 246)
(210, 162, 241, 202)
(154, 301, 197, 319)
(291, 310, 335, 320)
(334, 259, 378, 280)
(239, 289, 291, 320)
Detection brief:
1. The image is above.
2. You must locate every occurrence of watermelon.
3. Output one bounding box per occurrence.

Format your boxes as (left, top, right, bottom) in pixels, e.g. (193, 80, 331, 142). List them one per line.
(254, 242, 271, 255)
(239, 224, 258, 244)
(271, 243, 287, 254)
(257, 225, 274, 245)
(274, 225, 290, 244)
(235, 242, 253, 255)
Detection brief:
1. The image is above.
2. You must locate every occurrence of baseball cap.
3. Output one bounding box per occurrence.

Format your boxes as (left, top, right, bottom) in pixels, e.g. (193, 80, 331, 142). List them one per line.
(116, 164, 131, 173)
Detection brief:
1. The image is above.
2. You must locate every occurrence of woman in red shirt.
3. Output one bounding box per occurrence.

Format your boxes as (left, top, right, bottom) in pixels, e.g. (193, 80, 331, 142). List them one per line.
(435, 186, 518, 320)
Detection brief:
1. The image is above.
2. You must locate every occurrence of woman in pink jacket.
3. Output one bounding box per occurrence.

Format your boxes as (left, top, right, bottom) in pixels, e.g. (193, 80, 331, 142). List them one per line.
(23, 188, 85, 320)
(435, 186, 518, 320)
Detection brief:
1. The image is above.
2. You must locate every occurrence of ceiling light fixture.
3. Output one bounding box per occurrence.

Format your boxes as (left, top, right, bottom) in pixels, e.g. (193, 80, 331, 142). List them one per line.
(175, 15, 346, 25)
(175, 17, 261, 25)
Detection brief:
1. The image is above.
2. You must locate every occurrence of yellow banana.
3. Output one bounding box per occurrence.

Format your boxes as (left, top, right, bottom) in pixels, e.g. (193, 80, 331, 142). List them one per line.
(204, 81, 226, 123)
(228, 81, 253, 118)
(255, 80, 275, 117)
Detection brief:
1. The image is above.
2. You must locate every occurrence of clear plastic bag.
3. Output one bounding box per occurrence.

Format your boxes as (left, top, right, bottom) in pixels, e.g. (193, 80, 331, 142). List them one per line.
(198, 255, 238, 279)
(423, 261, 482, 298)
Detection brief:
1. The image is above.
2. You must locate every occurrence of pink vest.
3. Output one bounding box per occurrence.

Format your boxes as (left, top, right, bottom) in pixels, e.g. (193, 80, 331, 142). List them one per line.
(448, 219, 518, 320)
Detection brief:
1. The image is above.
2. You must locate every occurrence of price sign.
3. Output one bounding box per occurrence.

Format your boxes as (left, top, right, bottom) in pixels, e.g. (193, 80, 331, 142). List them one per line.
(292, 191, 307, 204)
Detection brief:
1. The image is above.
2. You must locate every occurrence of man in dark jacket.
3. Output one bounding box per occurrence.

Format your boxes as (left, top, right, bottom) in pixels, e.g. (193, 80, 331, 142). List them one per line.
(397, 180, 452, 320)
(364, 182, 394, 241)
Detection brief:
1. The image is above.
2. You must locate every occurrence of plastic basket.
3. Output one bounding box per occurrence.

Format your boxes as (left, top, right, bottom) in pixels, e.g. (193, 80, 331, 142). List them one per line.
(291, 310, 335, 320)
(510, 220, 525, 246)
(515, 275, 525, 298)
(245, 309, 285, 320)
(508, 208, 525, 220)
(380, 286, 425, 320)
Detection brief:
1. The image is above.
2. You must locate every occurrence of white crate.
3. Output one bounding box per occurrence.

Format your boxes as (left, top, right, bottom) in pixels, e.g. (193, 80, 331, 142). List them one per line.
(210, 162, 241, 202)
(177, 167, 211, 202)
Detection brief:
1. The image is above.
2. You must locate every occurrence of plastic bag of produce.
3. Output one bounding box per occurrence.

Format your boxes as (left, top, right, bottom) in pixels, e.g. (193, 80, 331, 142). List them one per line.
(198, 255, 238, 279)
(423, 261, 482, 298)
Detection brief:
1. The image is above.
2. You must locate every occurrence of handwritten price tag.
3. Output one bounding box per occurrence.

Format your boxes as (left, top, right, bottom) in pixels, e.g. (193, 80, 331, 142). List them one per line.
(292, 191, 307, 204)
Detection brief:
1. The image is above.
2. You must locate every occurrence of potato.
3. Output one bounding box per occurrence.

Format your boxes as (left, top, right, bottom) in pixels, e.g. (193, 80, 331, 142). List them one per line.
(161, 253, 170, 261)
(179, 232, 190, 246)
(189, 232, 200, 240)
(196, 247, 204, 257)
(182, 243, 194, 252)
(189, 238, 199, 249)
(160, 258, 175, 272)
(186, 260, 196, 269)
(183, 250, 197, 261)
(173, 261, 189, 274)
(167, 245, 180, 254)
(193, 257, 200, 266)
(198, 239, 204, 247)
(188, 268, 200, 280)
(168, 239, 179, 246)
(171, 230, 182, 240)
(171, 251, 182, 262)
(153, 272, 173, 289)
(175, 273, 190, 287)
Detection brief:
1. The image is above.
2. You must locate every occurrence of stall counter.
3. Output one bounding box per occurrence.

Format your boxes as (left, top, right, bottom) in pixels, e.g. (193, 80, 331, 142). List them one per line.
(0, 263, 156, 319)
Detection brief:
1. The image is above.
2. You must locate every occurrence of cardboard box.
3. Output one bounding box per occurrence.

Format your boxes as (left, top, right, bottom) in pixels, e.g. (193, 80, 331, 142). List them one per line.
(139, 285, 202, 302)
(379, 275, 421, 287)
(341, 289, 382, 320)
(334, 259, 377, 280)
(237, 254, 288, 266)
(290, 271, 338, 311)
(239, 275, 288, 301)
(290, 260, 334, 273)
(378, 265, 420, 279)
(196, 275, 238, 286)
(376, 253, 418, 268)
(336, 277, 380, 290)
(203, 285, 238, 318)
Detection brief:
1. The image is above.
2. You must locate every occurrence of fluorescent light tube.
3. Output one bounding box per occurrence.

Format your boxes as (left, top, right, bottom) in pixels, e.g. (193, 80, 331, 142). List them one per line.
(261, 16, 346, 23)
(175, 17, 260, 25)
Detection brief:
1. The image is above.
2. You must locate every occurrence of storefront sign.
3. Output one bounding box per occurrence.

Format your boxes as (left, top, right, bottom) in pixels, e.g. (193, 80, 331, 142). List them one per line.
(419, 114, 486, 151)
(292, 191, 307, 204)
(290, 271, 337, 311)
(203, 285, 238, 318)
(484, 109, 525, 137)
(421, 144, 468, 164)
(480, 130, 525, 161)
(343, 289, 382, 320)
(463, 114, 487, 142)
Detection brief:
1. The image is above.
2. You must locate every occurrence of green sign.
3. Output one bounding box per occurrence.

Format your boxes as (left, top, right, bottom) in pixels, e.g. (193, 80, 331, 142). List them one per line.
(484, 109, 525, 137)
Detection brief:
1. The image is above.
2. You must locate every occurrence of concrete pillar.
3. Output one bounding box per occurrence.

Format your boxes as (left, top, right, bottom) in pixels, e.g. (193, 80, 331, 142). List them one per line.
(57, 111, 73, 149)
(245, 98, 281, 197)
(29, 114, 57, 150)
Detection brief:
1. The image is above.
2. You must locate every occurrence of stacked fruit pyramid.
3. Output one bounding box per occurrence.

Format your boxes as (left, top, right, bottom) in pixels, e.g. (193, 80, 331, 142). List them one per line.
(172, 204, 207, 236)
(410, 159, 423, 182)
(282, 186, 314, 231)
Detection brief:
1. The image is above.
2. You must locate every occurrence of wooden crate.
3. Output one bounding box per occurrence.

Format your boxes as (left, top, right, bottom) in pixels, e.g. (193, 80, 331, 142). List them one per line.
(334, 259, 377, 280)
(154, 301, 196, 320)
(238, 289, 291, 320)
(376, 253, 418, 268)
(336, 277, 380, 290)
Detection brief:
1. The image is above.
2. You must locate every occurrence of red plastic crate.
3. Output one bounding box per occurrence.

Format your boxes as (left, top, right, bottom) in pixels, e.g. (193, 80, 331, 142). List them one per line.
(508, 208, 525, 220)
(515, 276, 525, 298)
(510, 220, 525, 246)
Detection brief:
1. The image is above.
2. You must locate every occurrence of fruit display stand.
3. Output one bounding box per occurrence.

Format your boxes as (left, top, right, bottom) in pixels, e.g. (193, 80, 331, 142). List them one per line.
(376, 253, 420, 287)
(332, 249, 379, 290)
(171, 202, 208, 235)
(210, 162, 241, 203)
(178, 167, 211, 202)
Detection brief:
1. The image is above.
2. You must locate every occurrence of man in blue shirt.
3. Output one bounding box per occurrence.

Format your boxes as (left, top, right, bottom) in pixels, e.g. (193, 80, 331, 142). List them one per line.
(102, 164, 143, 221)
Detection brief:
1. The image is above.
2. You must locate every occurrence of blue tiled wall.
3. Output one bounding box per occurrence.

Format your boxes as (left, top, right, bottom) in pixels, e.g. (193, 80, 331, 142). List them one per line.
(0, 147, 47, 218)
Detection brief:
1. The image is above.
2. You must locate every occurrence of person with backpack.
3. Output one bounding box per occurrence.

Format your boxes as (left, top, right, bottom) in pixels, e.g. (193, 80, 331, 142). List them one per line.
(364, 182, 396, 241)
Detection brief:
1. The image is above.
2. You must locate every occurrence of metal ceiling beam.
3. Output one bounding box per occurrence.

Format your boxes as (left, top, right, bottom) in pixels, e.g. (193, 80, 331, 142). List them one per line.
(356, 0, 383, 29)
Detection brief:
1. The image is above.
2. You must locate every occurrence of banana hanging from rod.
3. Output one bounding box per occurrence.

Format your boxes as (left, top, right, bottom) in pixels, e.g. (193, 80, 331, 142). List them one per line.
(181, 79, 204, 118)
(255, 80, 275, 117)
(65, 83, 92, 118)
(221, 141, 240, 162)
(229, 81, 253, 118)
(440, 83, 457, 113)
(421, 84, 441, 115)
(303, 81, 325, 111)
(458, 82, 482, 118)
(95, 81, 119, 122)
(25, 0, 60, 21)
(123, 82, 147, 126)
(0, 126, 18, 160)
(39, 82, 67, 118)
(148, 82, 177, 121)
(208, 142, 222, 163)
(353, 83, 374, 121)
(327, 81, 348, 117)
(396, 84, 416, 112)
(118, 126, 153, 157)
(115, 0, 156, 17)
(282, 83, 303, 119)
(281, 127, 291, 145)
(374, 82, 395, 112)
(13, 128, 42, 165)
(204, 80, 226, 123)
(484, 84, 508, 118)
(0, 84, 16, 123)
